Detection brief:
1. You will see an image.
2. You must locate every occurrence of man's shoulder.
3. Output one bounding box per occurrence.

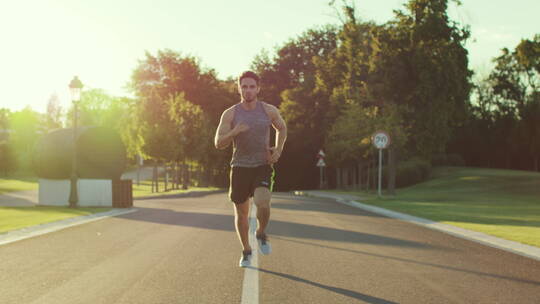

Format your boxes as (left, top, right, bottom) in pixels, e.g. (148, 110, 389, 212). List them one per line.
(260, 101, 278, 114)
(261, 102, 282, 121)
(222, 104, 239, 117)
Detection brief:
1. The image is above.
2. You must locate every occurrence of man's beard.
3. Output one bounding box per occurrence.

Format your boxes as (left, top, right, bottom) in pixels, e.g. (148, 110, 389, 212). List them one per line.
(245, 95, 256, 103)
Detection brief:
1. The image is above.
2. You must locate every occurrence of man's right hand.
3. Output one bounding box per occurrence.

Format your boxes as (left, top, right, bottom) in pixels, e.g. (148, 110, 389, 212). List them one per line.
(232, 123, 250, 136)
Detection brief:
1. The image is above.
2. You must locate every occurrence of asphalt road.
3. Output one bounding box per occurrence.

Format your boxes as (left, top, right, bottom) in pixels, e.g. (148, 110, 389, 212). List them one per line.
(1, 192, 539, 303)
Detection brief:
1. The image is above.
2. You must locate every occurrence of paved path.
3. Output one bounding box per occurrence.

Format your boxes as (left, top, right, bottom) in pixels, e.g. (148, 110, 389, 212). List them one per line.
(0, 190, 38, 207)
(1, 192, 539, 303)
(120, 166, 164, 181)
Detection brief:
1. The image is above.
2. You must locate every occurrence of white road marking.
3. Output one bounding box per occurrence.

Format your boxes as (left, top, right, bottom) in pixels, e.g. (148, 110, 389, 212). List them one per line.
(241, 204, 259, 304)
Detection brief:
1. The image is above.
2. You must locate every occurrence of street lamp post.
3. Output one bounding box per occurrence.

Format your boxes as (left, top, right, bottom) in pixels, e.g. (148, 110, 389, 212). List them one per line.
(68, 76, 83, 208)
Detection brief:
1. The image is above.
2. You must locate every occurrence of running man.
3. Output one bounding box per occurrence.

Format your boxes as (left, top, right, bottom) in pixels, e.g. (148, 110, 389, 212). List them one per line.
(214, 71, 287, 267)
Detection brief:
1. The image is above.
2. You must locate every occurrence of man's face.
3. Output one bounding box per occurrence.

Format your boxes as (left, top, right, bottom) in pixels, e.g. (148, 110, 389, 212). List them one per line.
(238, 77, 259, 103)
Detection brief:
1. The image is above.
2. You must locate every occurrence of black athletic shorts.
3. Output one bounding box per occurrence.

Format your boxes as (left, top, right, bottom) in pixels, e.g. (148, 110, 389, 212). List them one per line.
(229, 164, 275, 204)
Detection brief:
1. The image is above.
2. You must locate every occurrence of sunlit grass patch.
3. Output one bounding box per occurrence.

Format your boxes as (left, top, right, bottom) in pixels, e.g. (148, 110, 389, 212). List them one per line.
(0, 175, 38, 194)
(329, 167, 540, 247)
(0, 206, 111, 234)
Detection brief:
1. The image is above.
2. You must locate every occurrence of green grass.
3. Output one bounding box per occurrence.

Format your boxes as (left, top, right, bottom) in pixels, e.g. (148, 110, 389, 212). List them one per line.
(329, 167, 540, 247)
(133, 179, 220, 198)
(0, 173, 38, 194)
(0, 206, 111, 234)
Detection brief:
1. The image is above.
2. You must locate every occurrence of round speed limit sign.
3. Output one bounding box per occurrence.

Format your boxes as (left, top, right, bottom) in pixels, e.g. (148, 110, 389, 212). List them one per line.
(372, 131, 390, 149)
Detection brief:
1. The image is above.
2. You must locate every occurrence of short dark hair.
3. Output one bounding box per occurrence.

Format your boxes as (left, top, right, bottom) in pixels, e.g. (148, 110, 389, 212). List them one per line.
(238, 71, 260, 86)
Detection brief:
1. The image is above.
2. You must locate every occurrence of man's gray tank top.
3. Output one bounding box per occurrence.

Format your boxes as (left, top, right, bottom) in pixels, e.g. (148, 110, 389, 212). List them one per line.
(230, 101, 271, 167)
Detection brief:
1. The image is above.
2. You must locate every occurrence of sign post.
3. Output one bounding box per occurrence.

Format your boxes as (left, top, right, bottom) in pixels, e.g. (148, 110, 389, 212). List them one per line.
(372, 131, 390, 197)
(316, 150, 326, 189)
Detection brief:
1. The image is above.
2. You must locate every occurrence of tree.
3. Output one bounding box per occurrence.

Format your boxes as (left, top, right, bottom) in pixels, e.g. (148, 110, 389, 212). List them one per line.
(379, 0, 472, 160)
(130, 50, 228, 119)
(449, 34, 540, 171)
(251, 26, 338, 107)
(0, 109, 16, 176)
(0, 109, 9, 130)
(8, 107, 42, 172)
(488, 35, 540, 170)
(0, 108, 10, 143)
(518, 96, 540, 171)
(167, 93, 210, 163)
(0, 142, 16, 176)
(253, 26, 338, 190)
(130, 49, 236, 186)
(45, 93, 63, 131)
(116, 97, 145, 161)
(66, 88, 128, 130)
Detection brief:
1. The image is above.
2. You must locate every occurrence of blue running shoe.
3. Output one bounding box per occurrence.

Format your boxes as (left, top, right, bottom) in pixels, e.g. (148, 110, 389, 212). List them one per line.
(239, 250, 252, 267)
(256, 233, 272, 255)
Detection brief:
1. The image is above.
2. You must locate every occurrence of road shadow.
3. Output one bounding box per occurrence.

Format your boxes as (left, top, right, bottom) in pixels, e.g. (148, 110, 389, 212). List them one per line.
(254, 267, 398, 304)
(270, 200, 386, 218)
(270, 193, 389, 217)
(272, 236, 540, 287)
(116, 207, 435, 249)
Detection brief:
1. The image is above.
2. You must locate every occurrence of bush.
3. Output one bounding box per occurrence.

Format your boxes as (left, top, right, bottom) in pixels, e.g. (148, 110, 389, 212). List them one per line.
(431, 153, 465, 167)
(431, 154, 447, 166)
(395, 158, 432, 188)
(446, 154, 465, 166)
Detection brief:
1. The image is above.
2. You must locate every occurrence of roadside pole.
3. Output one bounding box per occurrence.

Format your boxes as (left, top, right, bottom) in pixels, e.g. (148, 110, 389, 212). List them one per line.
(136, 154, 143, 186)
(372, 131, 391, 197)
(316, 149, 326, 189)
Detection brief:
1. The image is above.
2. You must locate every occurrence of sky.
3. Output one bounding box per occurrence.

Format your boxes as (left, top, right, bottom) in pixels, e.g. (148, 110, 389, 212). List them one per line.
(0, 0, 538, 113)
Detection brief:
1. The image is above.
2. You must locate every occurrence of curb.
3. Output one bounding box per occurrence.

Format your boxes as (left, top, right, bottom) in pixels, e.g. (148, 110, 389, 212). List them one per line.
(293, 191, 540, 262)
(0, 208, 138, 247)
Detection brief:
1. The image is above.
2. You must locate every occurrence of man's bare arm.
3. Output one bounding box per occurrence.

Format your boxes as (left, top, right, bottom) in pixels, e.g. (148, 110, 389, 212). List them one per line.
(214, 109, 249, 149)
(272, 107, 287, 152)
(266, 104, 287, 163)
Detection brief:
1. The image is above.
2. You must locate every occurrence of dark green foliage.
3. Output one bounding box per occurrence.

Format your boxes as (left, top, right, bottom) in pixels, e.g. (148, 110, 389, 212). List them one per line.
(254, 26, 339, 190)
(32, 128, 74, 179)
(394, 158, 432, 188)
(449, 34, 540, 172)
(32, 127, 126, 180)
(431, 153, 465, 166)
(77, 127, 127, 179)
(446, 154, 466, 166)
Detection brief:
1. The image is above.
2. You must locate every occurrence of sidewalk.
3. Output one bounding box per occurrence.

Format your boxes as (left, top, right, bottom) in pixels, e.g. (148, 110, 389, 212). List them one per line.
(0, 190, 38, 207)
(294, 190, 540, 262)
(121, 166, 164, 181)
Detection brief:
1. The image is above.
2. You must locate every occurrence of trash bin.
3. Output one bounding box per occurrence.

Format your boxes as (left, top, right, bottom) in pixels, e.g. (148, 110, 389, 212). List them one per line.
(113, 180, 133, 208)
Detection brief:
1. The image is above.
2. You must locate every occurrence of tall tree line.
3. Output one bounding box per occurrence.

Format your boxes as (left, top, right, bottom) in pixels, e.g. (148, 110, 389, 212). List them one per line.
(254, 0, 472, 191)
(1, 0, 537, 191)
(450, 34, 540, 171)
